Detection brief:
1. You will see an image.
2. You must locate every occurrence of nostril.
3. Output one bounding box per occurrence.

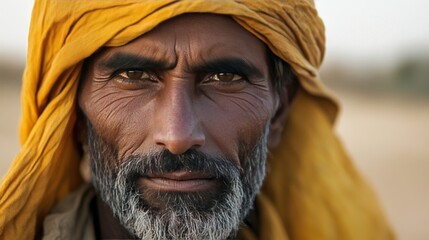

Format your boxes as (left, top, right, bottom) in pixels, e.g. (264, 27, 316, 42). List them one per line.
(155, 141, 166, 147)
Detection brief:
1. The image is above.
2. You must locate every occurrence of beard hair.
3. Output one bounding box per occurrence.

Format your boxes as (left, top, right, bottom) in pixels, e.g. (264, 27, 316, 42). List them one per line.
(87, 121, 269, 240)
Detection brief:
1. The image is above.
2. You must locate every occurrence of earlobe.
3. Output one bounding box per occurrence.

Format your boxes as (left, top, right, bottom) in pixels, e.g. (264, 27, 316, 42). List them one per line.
(80, 143, 92, 182)
(75, 109, 92, 182)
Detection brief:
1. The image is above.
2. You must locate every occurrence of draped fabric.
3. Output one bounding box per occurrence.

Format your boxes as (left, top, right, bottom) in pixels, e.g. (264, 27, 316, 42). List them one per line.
(0, 0, 394, 239)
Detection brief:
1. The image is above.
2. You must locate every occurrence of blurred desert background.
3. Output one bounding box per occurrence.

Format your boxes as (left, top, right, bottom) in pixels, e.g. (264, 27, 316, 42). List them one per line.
(1, 1, 428, 239)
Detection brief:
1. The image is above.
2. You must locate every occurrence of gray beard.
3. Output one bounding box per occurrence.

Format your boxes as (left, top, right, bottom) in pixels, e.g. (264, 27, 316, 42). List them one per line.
(87, 122, 269, 240)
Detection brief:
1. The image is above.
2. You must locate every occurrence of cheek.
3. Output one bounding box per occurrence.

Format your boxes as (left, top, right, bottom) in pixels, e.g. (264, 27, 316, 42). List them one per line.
(198, 87, 275, 160)
(80, 84, 155, 157)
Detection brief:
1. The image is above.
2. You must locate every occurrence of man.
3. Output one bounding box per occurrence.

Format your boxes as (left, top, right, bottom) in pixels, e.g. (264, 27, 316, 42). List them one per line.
(0, 1, 394, 239)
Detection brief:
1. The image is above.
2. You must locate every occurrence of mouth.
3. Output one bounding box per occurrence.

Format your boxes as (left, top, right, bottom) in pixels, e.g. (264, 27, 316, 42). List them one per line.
(139, 170, 219, 192)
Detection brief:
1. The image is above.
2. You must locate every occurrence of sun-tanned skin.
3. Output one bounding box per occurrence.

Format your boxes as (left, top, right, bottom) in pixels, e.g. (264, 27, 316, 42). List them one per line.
(78, 14, 289, 239)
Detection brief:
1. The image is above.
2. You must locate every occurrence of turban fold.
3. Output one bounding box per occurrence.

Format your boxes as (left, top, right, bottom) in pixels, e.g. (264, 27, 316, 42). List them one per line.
(0, 0, 394, 239)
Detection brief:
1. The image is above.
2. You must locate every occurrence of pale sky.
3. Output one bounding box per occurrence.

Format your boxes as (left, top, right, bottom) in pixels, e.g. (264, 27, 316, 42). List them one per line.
(316, 0, 429, 65)
(1, 0, 428, 65)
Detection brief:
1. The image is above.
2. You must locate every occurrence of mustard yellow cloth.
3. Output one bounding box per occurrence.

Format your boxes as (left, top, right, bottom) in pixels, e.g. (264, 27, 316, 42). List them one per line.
(0, 0, 394, 239)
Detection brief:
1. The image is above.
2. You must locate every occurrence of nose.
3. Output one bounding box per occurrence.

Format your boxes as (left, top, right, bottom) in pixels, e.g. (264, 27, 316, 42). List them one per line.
(153, 82, 205, 154)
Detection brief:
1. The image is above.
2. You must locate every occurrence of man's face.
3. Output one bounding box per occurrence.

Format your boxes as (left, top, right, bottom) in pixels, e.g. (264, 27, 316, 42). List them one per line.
(79, 14, 279, 239)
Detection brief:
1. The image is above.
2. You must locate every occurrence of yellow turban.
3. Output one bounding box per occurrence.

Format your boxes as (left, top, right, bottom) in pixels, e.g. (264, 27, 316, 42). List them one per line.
(0, 0, 394, 239)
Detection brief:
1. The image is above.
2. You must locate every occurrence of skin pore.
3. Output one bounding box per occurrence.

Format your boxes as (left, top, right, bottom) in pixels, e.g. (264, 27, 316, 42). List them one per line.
(78, 13, 290, 239)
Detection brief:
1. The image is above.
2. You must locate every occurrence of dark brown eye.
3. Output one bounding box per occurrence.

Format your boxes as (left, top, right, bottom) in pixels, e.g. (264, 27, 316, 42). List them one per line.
(118, 70, 150, 80)
(114, 70, 158, 90)
(210, 73, 243, 82)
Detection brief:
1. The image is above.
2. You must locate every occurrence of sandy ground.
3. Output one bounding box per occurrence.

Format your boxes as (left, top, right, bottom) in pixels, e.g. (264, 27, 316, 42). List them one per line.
(333, 89, 429, 240)
(1, 84, 428, 239)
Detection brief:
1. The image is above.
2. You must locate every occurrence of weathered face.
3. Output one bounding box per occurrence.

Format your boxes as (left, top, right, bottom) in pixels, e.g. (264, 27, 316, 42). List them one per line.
(79, 14, 281, 239)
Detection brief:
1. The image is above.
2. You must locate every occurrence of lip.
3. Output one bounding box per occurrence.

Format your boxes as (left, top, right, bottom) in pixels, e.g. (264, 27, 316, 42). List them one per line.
(139, 170, 218, 192)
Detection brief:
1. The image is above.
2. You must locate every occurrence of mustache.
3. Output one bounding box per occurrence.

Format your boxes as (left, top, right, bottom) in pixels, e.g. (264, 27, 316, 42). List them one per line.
(117, 149, 241, 180)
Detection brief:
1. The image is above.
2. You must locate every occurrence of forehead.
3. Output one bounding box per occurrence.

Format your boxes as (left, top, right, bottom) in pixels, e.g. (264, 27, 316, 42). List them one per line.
(93, 13, 268, 66)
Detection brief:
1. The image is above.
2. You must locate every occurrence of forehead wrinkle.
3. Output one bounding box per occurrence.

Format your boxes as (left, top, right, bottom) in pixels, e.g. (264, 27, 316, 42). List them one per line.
(168, 32, 198, 73)
(138, 14, 267, 74)
(136, 38, 178, 68)
(103, 37, 178, 68)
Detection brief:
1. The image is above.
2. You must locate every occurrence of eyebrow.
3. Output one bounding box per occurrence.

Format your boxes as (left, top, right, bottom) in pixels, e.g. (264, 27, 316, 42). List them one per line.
(192, 58, 264, 78)
(98, 52, 173, 71)
(97, 52, 264, 78)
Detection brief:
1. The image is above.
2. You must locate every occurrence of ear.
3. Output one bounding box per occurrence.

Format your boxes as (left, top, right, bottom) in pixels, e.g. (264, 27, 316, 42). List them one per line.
(267, 94, 291, 151)
(75, 109, 92, 182)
